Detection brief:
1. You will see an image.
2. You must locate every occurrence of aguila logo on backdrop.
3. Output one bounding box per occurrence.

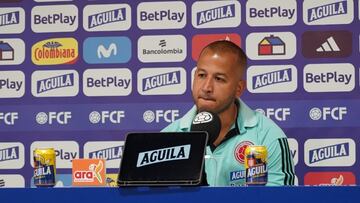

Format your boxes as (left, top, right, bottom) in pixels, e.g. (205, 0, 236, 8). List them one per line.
(32, 38, 78, 65)
(136, 144, 190, 167)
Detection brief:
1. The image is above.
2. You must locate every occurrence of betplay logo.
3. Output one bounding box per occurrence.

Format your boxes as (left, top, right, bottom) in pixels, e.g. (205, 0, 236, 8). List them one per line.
(31, 5, 78, 33)
(0, 7, 25, 34)
(191, 1, 241, 28)
(83, 68, 132, 96)
(83, 4, 131, 32)
(137, 1, 186, 30)
(0, 71, 25, 98)
(303, 63, 354, 92)
(0, 174, 24, 188)
(246, 0, 297, 26)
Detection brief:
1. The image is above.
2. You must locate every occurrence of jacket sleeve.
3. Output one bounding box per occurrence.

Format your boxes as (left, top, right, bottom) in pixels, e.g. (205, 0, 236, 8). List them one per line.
(266, 137, 296, 186)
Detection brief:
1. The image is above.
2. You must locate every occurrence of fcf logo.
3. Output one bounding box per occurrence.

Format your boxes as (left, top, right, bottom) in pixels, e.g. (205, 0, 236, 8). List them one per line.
(72, 159, 106, 186)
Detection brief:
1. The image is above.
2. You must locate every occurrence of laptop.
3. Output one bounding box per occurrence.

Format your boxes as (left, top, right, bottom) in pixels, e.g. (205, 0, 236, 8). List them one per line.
(117, 132, 208, 186)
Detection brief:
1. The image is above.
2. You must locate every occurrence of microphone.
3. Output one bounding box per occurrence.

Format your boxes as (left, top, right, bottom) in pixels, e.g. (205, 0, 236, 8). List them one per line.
(190, 111, 221, 146)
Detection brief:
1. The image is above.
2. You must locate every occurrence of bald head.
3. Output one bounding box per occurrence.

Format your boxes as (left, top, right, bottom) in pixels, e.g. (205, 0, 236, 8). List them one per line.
(199, 40, 247, 79)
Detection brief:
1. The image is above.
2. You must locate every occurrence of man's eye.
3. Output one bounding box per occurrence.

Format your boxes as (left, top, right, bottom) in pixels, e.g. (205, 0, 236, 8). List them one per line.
(198, 73, 206, 78)
(215, 77, 225, 82)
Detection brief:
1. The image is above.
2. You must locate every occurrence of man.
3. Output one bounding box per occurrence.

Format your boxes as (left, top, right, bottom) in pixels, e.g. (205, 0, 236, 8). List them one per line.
(162, 40, 295, 186)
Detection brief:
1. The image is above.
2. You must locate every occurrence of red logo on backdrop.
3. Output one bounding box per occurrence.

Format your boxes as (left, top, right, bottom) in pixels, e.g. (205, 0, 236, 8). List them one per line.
(304, 172, 356, 186)
(192, 33, 241, 61)
(234, 141, 254, 164)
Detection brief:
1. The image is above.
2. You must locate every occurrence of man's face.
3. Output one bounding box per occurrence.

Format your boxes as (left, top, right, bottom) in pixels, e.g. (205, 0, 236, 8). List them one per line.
(192, 50, 245, 114)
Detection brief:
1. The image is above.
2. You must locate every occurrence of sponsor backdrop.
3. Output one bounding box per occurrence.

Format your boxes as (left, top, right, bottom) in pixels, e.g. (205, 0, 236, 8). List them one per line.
(0, 0, 359, 187)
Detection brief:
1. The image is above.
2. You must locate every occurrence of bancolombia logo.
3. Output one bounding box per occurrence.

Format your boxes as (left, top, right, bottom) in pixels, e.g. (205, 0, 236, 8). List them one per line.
(83, 4, 131, 32)
(137, 67, 186, 95)
(0, 142, 24, 169)
(32, 38, 78, 65)
(31, 5, 78, 33)
(0, 7, 25, 34)
(191, 1, 240, 28)
(0, 71, 25, 98)
(31, 70, 79, 97)
(83, 68, 132, 96)
(303, 63, 354, 92)
(247, 65, 297, 93)
(138, 35, 186, 63)
(246, 0, 297, 27)
(137, 144, 190, 167)
(303, 0, 353, 25)
(304, 138, 355, 167)
(137, 1, 186, 30)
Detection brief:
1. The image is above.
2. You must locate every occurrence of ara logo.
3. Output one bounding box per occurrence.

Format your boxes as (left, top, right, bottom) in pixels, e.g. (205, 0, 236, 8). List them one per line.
(32, 38, 78, 65)
(247, 65, 297, 93)
(192, 1, 240, 28)
(83, 68, 132, 96)
(0, 7, 25, 34)
(246, 0, 297, 27)
(0, 71, 25, 98)
(31, 70, 79, 97)
(246, 32, 296, 60)
(303, 63, 354, 92)
(31, 5, 78, 33)
(303, 0, 353, 25)
(83, 36, 131, 64)
(84, 141, 124, 168)
(138, 35, 186, 63)
(0, 142, 24, 169)
(192, 33, 241, 61)
(304, 139, 355, 167)
(137, 144, 190, 167)
(72, 159, 106, 186)
(0, 39, 25, 65)
(137, 1, 186, 30)
(31, 141, 79, 169)
(83, 4, 131, 32)
(302, 30, 352, 58)
(137, 67, 186, 95)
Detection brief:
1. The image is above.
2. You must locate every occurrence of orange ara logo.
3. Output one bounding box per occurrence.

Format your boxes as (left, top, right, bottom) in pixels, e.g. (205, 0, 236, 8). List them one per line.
(31, 38, 78, 65)
(72, 159, 106, 186)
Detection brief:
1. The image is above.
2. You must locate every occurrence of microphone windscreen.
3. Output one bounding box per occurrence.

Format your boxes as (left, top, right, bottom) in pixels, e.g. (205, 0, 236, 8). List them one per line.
(190, 111, 221, 146)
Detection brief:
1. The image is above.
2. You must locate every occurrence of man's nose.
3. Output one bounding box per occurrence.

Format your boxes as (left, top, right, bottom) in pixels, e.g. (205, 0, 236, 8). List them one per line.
(201, 77, 213, 93)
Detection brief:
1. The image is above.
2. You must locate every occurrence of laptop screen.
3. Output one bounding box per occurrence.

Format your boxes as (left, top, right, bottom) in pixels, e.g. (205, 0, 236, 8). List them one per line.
(117, 132, 208, 186)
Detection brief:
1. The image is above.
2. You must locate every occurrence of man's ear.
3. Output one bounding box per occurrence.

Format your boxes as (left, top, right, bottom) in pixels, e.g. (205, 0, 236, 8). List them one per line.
(235, 80, 246, 98)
